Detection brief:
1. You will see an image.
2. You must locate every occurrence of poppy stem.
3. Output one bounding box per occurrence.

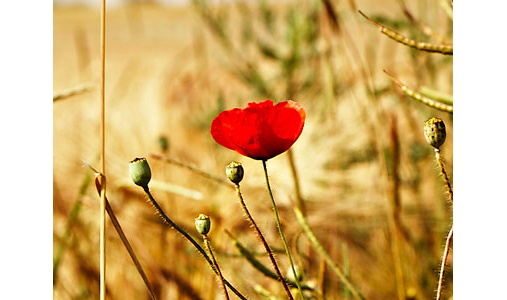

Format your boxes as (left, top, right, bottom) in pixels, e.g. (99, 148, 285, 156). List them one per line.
(234, 184, 294, 300)
(142, 187, 248, 300)
(262, 160, 306, 300)
(203, 235, 230, 300)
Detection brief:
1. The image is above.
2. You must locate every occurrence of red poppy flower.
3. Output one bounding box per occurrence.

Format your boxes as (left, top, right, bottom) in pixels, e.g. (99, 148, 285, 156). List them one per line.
(211, 100, 306, 160)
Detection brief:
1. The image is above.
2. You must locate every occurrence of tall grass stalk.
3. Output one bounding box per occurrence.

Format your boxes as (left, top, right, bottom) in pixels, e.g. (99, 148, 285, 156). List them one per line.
(53, 168, 94, 285)
(387, 117, 406, 300)
(262, 160, 305, 300)
(287, 149, 305, 214)
(294, 207, 365, 300)
(99, 0, 107, 298)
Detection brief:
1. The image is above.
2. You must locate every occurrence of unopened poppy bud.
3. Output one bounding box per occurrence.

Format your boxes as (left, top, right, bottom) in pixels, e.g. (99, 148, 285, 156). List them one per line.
(195, 214, 211, 235)
(424, 117, 446, 149)
(226, 161, 244, 184)
(129, 157, 152, 188)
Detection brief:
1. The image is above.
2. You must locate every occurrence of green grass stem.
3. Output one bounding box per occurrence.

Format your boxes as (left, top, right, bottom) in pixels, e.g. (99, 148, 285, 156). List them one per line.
(53, 168, 93, 285)
(262, 160, 305, 300)
(294, 207, 365, 300)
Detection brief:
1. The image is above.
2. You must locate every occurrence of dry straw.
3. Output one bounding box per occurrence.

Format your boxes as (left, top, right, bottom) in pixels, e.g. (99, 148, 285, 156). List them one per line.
(98, 0, 107, 298)
(84, 161, 157, 300)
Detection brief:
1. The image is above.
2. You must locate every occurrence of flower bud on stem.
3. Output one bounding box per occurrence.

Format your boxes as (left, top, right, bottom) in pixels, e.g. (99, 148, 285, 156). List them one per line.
(129, 158, 247, 300)
(195, 215, 230, 300)
(422, 119, 453, 300)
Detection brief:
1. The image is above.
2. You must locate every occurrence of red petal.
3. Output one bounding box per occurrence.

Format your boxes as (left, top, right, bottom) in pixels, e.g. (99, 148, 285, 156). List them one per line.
(210, 100, 306, 160)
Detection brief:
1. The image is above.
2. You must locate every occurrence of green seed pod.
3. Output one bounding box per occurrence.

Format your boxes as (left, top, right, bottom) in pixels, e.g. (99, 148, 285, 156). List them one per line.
(424, 117, 446, 149)
(129, 157, 152, 188)
(195, 214, 211, 235)
(226, 161, 244, 184)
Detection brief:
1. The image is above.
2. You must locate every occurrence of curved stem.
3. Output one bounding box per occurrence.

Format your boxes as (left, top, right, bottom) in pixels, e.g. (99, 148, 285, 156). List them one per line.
(204, 236, 230, 300)
(235, 184, 294, 299)
(142, 187, 247, 300)
(262, 160, 305, 300)
(436, 225, 453, 300)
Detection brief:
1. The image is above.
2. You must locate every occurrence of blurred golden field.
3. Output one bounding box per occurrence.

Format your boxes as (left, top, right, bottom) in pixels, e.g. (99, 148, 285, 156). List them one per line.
(53, 0, 453, 299)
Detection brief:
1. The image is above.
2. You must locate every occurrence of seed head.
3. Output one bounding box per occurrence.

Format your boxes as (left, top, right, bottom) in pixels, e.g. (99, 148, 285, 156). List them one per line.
(129, 157, 152, 188)
(225, 161, 244, 184)
(195, 214, 211, 235)
(424, 117, 446, 149)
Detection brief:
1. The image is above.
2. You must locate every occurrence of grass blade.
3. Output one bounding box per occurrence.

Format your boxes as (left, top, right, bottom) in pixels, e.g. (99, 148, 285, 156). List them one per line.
(294, 207, 365, 300)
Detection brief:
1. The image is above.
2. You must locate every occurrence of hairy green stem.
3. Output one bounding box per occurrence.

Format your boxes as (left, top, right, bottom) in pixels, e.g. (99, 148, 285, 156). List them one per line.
(434, 149, 453, 204)
(234, 185, 294, 299)
(142, 187, 247, 300)
(262, 160, 305, 300)
(435, 225, 453, 300)
(204, 236, 230, 300)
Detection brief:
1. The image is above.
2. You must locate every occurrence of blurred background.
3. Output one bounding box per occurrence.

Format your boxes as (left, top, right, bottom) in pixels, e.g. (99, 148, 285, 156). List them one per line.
(53, 0, 453, 299)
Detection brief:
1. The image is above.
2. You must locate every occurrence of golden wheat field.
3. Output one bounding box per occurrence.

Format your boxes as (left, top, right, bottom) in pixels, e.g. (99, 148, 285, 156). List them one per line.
(53, 1, 454, 299)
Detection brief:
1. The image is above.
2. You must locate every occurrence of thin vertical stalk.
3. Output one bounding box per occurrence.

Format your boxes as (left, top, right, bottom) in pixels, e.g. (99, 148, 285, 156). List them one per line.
(435, 225, 453, 300)
(99, 0, 107, 298)
(262, 160, 305, 300)
(234, 184, 294, 299)
(204, 236, 230, 300)
(287, 149, 305, 214)
(387, 117, 405, 300)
